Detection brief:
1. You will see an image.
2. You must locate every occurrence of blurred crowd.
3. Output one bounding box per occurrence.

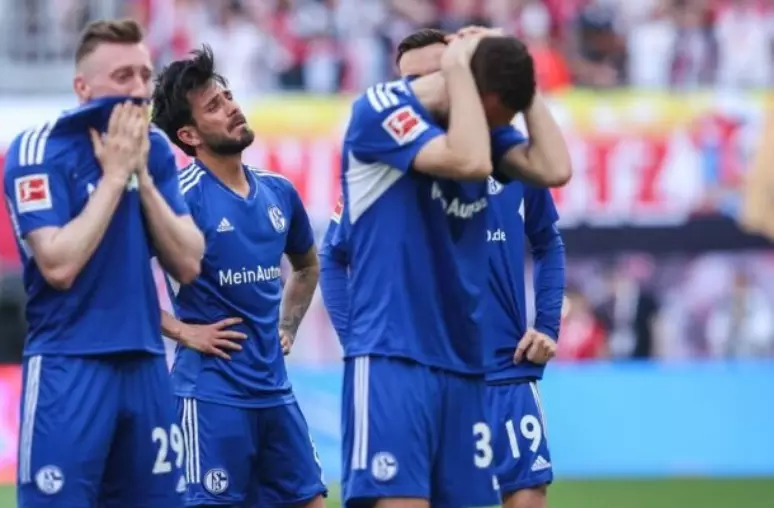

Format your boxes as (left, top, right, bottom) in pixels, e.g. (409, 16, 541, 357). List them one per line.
(6, 0, 774, 94)
(551, 252, 774, 362)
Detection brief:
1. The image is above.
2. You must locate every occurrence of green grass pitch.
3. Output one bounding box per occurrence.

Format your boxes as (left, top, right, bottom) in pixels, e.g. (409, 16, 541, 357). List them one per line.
(1, 478, 773, 507)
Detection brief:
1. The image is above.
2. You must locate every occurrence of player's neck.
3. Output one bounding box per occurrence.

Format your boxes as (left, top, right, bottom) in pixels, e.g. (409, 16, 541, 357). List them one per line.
(197, 153, 249, 196)
(409, 73, 447, 117)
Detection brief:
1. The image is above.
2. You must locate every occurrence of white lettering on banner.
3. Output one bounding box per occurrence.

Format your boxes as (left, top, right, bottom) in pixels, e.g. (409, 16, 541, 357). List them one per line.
(430, 182, 488, 219)
(546, 135, 699, 226)
(218, 265, 281, 286)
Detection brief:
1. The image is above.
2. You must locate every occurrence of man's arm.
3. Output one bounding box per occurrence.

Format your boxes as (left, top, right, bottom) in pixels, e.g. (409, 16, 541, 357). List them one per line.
(411, 36, 492, 180)
(8, 103, 142, 290)
(529, 224, 566, 340)
(139, 129, 204, 284)
(514, 187, 565, 364)
(138, 173, 203, 283)
(351, 37, 491, 182)
(161, 310, 246, 360)
(26, 177, 127, 290)
(280, 247, 320, 347)
(319, 216, 350, 341)
(496, 95, 572, 187)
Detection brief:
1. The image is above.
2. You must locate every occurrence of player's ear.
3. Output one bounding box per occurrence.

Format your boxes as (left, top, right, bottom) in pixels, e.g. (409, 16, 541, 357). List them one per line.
(177, 126, 201, 151)
(73, 74, 92, 104)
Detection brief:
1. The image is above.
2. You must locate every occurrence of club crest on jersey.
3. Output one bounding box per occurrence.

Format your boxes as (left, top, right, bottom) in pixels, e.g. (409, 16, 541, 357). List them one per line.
(487, 176, 504, 195)
(268, 205, 286, 233)
(15, 174, 52, 213)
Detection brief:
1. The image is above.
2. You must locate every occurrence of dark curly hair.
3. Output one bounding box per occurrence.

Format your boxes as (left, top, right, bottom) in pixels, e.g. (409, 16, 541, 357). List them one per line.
(151, 45, 227, 156)
(470, 36, 536, 114)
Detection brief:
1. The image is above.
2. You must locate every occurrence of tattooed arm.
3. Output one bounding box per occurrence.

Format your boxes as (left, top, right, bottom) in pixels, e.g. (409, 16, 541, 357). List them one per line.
(279, 246, 320, 354)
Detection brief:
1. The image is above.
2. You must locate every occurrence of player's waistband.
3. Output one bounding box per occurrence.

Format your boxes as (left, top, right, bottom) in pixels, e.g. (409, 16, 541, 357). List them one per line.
(23, 347, 165, 358)
(485, 376, 540, 387)
(343, 352, 487, 379)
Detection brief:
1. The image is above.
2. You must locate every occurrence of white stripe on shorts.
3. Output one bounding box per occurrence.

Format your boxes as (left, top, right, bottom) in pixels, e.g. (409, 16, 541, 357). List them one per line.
(19, 355, 42, 484)
(181, 398, 201, 484)
(529, 381, 548, 438)
(351, 356, 370, 471)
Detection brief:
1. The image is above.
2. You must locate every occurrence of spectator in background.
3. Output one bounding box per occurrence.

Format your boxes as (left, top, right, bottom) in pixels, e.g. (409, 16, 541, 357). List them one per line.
(334, 0, 389, 91)
(192, 1, 269, 94)
(714, 0, 773, 88)
(439, 0, 489, 33)
(567, 0, 627, 87)
(669, 0, 717, 89)
(597, 260, 660, 359)
(488, 0, 571, 91)
(556, 288, 608, 361)
(706, 269, 774, 358)
(628, 1, 683, 88)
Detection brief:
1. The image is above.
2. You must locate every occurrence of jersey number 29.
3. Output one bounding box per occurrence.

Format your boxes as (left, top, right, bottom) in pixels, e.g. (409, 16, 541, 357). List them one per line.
(152, 424, 185, 474)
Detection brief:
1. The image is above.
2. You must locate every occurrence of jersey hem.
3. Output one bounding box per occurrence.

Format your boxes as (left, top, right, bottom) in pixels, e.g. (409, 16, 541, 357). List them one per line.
(173, 391, 296, 409)
(485, 368, 545, 384)
(23, 347, 165, 357)
(342, 351, 485, 377)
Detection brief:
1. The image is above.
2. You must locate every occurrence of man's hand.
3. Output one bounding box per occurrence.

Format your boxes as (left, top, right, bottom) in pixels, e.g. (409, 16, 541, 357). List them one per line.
(134, 104, 152, 176)
(279, 328, 295, 356)
(89, 101, 147, 186)
(441, 30, 486, 70)
(179, 317, 247, 360)
(514, 329, 556, 364)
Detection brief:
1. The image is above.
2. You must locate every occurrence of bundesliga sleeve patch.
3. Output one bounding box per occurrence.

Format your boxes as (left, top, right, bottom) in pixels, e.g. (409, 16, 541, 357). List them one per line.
(15, 174, 52, 213)
(331, 195, 343, 223)
(381, 106, 429, 146)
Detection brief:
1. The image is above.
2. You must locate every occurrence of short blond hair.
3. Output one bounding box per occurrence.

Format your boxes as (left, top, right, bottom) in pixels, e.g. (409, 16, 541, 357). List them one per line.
(75, 18, 144, 64)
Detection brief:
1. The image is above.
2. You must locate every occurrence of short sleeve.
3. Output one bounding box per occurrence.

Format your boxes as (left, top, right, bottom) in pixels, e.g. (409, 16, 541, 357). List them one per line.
(148, 127, 189, 216)
(284, 184, 315, 255)
(524, 185, 559, 236)
(3, 128, 71, 237)
(346, 82, 444, 173)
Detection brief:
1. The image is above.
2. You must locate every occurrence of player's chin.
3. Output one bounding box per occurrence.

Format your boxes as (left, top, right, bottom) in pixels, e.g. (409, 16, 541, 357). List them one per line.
(237, 128, 256, 145)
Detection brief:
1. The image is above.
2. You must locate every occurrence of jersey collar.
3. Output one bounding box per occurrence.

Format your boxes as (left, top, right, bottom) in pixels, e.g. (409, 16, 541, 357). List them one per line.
(194, 159, 257, 201)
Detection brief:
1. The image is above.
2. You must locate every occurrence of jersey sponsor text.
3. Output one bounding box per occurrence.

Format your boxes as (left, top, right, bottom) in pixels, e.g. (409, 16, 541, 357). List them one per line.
(431, 182, 488, 219)
(218, 265, 282, 286)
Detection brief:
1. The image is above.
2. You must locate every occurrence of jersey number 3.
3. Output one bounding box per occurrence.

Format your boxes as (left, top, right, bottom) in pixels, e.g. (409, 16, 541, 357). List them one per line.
(152, 424, 184, 474)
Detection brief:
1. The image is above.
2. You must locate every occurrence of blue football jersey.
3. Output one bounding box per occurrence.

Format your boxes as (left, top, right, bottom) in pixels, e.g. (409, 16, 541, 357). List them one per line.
(341, 79, 491, 375)
(170, 162, 315, 407)
(484, 176, 560, 382)
(3, 97, 189, 356)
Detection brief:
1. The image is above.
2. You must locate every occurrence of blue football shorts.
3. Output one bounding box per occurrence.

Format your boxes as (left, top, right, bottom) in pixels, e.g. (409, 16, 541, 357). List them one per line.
(17, 353, 185, 508)
(486, 380, 553, 497)
(176, 397, 326, 507)
(341, 355, 498, 508)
